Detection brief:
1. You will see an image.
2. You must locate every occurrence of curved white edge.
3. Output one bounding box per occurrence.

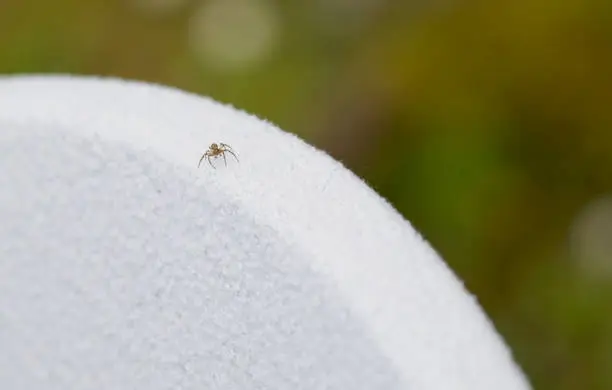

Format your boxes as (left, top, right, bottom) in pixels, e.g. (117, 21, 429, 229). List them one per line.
(0, 74, 531, 390)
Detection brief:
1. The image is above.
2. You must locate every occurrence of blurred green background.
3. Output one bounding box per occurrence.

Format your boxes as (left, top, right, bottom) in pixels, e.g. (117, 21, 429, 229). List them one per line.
(2, 0, 611, 388)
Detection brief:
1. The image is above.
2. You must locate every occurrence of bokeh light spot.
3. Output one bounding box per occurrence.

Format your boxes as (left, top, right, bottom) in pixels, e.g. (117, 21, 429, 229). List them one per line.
(188, 0, 280, 72)
(570, 196, 612, 278)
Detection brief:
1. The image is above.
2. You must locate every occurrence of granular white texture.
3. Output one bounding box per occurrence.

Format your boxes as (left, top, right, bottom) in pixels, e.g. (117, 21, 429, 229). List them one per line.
(0, 75, 532, 390)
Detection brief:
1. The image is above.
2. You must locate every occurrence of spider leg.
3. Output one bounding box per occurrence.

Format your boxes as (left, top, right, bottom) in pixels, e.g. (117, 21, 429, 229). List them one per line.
(222, 152, 227, 166)
(198, 153, 207, 168)
(221, 144, 237, 154)
(208, 155, 215, 169)
(226, 149, 239, 162)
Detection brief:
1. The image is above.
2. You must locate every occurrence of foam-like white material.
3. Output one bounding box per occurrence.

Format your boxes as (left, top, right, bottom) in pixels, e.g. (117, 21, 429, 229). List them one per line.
(0, 74, 531, 389)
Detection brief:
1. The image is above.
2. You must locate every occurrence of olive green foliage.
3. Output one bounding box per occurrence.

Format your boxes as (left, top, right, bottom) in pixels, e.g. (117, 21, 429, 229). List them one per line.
(2, 1, 611, 388)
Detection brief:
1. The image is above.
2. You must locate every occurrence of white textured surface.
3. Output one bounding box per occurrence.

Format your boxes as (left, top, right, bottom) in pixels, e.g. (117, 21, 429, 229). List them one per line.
(0, 74, 531, 389)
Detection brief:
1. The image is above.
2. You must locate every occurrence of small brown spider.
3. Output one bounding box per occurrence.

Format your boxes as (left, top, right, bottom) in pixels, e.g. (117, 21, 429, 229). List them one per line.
(198, 142, 239, 168)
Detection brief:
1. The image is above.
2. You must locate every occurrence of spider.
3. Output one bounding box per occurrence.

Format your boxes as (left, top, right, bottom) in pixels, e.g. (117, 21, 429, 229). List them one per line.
(198, 142, 239, 168)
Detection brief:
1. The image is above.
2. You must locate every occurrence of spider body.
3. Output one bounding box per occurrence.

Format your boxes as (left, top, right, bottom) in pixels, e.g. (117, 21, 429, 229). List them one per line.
(198, 142, 239, 168)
